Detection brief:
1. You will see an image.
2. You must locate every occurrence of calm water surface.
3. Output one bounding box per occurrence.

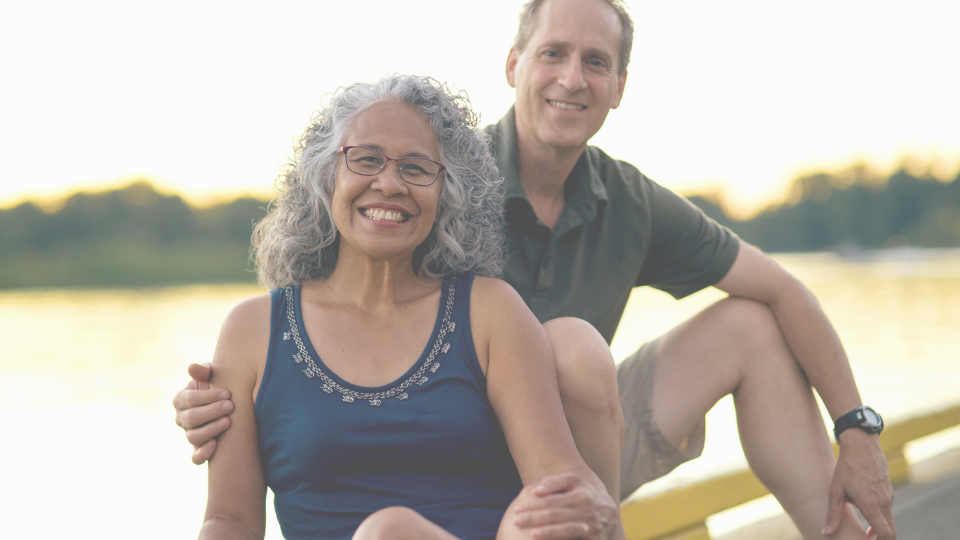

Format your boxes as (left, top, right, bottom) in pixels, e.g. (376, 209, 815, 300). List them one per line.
(2, 249, 958, 539)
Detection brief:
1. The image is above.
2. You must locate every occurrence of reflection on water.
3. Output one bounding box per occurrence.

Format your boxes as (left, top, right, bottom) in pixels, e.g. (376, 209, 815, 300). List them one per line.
(2, 250, 958, 539)
(0, 284, 271, 539)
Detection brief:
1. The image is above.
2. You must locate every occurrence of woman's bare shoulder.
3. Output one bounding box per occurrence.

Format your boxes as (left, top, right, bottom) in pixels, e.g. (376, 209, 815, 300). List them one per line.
(223, 294, 273, 330)
(213, 294, 273, 374)
(470, 276, 523, 306)
(469, 276, 543, 342)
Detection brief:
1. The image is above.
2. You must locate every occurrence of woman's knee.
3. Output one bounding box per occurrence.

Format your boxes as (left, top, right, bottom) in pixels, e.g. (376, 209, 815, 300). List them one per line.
(353, 507, 425, 540)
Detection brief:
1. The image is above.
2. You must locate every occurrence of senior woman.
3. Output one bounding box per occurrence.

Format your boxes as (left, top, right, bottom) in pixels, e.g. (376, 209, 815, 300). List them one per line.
(198, 75, 624, 540)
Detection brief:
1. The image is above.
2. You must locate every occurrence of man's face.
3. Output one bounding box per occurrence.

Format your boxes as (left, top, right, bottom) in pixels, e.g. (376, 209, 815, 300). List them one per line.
(506, 0, 627, 154)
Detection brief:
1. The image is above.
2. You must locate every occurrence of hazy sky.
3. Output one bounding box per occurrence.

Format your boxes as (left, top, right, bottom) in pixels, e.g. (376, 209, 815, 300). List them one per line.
(2, 0, 958, 216)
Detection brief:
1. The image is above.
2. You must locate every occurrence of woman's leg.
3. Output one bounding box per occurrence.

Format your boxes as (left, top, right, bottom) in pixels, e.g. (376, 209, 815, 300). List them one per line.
(352, 507, 459, 540)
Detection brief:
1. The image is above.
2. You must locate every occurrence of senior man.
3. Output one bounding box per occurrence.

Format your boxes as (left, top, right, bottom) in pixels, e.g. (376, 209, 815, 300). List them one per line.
(175, 1, 895, 538)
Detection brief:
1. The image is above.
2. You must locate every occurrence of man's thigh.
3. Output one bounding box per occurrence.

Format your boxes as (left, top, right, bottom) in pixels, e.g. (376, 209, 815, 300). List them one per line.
(616, 337, 706, 500)
(618, 297, 786, 499)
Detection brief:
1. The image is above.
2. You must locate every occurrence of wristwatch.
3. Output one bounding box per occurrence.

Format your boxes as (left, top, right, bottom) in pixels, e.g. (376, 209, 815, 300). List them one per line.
(833, 406, 884, 442)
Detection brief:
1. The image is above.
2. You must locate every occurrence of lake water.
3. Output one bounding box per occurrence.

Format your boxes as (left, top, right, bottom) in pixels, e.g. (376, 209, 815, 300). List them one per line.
(2, 248, 958, 539)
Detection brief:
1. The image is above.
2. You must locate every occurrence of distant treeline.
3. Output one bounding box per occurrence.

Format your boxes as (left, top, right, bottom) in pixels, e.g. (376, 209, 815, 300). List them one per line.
(1, 166, 959, 288)
(0, 181, 267, 288)
(688, 165, 960, 252)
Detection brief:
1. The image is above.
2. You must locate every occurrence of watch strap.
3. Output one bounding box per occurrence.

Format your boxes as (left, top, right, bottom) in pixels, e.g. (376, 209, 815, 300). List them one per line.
(833, 405, 883, 442)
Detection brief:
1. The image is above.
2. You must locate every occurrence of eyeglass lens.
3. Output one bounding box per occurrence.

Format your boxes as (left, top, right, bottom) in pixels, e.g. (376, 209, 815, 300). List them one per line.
(344, 147, 440, 185)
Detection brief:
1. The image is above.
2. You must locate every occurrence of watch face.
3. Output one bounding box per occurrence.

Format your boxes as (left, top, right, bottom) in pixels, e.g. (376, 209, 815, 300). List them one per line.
(863, 408, 882, 426)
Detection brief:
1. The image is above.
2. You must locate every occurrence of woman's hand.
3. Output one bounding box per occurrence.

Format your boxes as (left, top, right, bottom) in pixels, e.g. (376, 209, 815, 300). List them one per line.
(512, 473, 621, 540)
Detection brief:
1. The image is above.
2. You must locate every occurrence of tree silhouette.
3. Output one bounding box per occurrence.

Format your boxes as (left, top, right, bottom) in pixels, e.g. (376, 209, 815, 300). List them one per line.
(1, 166, 958, 288)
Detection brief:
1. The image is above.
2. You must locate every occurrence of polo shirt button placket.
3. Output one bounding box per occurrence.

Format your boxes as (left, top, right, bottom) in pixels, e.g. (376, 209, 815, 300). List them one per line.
(535, 255, 553, 298)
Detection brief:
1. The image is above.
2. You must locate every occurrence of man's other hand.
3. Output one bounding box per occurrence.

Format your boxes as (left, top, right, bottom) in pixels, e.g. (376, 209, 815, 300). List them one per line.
(823, 429, 896, 539)
(173, 362, 234, 465)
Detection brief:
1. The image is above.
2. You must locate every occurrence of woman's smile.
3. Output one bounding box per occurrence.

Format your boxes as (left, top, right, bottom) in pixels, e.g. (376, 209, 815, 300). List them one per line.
(360, 204, 413, 224)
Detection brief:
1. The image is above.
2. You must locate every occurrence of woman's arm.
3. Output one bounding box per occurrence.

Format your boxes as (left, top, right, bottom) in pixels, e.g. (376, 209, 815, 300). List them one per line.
(198, 295, 272, 540)
(471, 278, 623, 540)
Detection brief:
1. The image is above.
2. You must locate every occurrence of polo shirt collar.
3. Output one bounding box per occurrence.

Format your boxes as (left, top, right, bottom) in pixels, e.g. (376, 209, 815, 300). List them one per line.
(492, 106, 608, 223)
(492, 107, 527, 202)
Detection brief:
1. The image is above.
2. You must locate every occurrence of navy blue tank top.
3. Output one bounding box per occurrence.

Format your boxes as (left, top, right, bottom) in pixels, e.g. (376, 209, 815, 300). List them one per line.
(255, 274, 523, 540)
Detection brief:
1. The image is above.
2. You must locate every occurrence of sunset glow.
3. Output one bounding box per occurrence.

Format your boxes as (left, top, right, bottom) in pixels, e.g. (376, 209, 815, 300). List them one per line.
(2, 0, 958, 217)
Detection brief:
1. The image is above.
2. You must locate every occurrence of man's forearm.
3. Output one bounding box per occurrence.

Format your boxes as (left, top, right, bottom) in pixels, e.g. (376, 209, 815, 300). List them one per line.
(767, 279, 862, 422)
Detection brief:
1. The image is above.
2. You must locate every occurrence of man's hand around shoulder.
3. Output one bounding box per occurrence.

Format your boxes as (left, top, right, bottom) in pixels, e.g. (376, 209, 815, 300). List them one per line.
(173, 362, 235, 465)
(512, 472, 623, 540)
(824, 429, 896, 539)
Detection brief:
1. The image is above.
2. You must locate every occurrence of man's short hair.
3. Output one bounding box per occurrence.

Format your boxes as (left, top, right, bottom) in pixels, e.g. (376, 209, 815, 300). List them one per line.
(512, 0, 634, 74)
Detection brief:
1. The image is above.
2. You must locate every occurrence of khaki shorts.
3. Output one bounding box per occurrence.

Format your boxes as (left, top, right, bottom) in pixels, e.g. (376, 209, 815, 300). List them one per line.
(617, 338, 706, 501)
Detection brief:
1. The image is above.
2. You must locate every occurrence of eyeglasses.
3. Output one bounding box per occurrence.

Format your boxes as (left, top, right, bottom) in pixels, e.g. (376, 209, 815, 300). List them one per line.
(340, 146, 444, 186)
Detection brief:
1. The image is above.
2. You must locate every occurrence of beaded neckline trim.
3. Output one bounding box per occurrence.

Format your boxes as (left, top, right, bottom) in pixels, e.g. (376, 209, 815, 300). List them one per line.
(283, 276, 457, 407)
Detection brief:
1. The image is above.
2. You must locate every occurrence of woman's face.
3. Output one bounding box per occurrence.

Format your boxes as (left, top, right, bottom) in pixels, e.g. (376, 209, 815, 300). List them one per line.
(332, 100, 443, 266)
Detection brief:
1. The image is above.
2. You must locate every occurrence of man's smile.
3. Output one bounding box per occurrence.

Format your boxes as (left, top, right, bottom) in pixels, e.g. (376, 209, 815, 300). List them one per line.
(547, 99, 586, 111)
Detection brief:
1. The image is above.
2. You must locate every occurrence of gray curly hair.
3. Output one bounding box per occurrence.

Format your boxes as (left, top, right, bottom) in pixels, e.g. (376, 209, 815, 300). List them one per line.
(252, 74, 505, 289)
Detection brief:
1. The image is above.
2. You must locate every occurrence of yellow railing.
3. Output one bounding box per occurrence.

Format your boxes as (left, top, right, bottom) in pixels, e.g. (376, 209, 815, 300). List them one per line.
(619, 403, 960, 540)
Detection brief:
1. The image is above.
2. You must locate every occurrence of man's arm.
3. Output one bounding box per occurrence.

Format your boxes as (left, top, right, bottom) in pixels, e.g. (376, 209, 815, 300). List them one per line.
(173, 363, 234, 464)
(714, 240, 895, 539)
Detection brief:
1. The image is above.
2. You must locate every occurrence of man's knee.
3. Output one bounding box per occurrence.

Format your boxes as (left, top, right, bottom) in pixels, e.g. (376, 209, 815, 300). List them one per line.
(711, 297, 786, 357)
(543, 317, 619, 414)
(696, 297, 807, 387)
(353, 507, 422, 540)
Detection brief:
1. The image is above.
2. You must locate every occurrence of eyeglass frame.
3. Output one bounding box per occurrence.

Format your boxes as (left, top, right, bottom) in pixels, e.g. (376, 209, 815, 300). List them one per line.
(339, 145, 445, 187)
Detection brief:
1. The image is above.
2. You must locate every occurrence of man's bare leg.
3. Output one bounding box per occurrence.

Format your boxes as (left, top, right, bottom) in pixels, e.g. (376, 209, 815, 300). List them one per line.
(652, 297, 868, 539)
(544, 317, 625, 502)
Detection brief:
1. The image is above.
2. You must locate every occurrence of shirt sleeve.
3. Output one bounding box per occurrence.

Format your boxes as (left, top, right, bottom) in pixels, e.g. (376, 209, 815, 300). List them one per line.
(635, 179, 740, 299)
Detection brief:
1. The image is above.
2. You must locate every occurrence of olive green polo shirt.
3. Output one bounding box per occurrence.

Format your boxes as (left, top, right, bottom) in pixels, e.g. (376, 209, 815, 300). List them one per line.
(486, 108, 740, 343)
